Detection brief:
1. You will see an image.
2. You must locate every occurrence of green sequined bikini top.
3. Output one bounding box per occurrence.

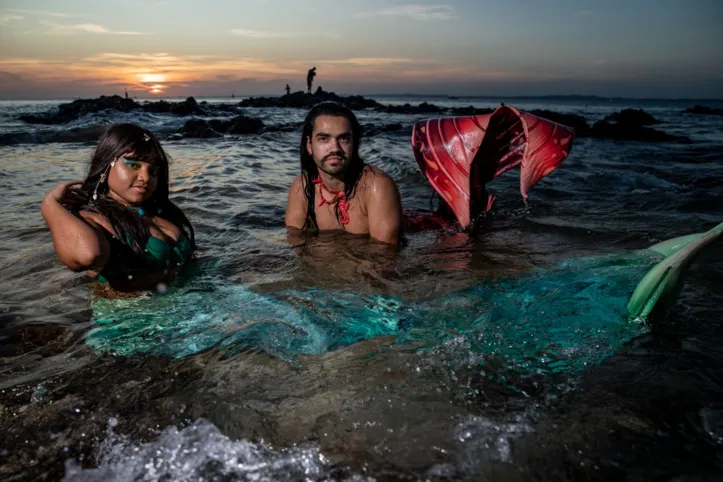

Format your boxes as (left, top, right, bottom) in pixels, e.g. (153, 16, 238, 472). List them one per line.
(97, 232, 194, 284)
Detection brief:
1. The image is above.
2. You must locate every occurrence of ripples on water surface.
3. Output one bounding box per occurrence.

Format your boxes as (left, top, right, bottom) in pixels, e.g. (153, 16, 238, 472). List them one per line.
(1, 97, 723, 481)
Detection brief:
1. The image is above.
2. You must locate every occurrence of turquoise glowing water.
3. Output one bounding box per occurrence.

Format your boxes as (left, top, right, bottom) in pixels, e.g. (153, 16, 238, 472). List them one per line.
(87, 250, 662, 376)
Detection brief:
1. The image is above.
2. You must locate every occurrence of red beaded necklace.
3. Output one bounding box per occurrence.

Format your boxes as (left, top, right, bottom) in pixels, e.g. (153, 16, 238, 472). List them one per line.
(312, 177, 350, 224)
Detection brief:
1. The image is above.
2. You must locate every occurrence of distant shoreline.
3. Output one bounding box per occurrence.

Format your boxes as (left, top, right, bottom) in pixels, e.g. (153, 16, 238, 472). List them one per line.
(2, 94, 723, 103)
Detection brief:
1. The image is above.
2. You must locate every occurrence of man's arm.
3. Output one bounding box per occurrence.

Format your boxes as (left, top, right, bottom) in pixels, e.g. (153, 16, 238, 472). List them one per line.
(285, 174, 308, 230)
(367, 173, 403, 245)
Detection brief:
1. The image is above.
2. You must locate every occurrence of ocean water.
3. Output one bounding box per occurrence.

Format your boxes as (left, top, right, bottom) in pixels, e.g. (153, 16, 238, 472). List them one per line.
(1, 95, 723, 481)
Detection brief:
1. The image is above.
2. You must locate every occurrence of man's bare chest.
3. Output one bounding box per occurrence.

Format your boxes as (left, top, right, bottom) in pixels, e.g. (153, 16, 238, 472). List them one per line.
(313, 197, 369, 234)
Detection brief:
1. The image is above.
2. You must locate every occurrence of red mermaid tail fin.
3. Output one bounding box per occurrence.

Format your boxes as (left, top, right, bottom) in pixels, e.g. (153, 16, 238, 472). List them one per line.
(411, 104, 575, 228)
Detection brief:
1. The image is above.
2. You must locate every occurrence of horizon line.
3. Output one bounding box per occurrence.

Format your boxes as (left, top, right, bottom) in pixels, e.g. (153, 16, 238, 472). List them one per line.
(1, 93, 723, 103)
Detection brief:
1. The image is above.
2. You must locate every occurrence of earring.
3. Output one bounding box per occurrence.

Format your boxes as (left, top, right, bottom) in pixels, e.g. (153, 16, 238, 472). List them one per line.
(92, 164, 112, 201)
(92, 175, 104, 201)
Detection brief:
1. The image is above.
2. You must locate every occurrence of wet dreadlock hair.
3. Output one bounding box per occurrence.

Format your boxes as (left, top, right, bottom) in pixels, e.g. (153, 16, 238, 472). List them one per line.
(299, 101, 365, 228)
(59, 123, 195, 257)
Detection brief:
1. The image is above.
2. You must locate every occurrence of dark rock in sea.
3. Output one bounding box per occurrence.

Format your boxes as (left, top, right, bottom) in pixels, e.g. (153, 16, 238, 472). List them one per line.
(239, 88, 384, 111)
(449, 106, 495, 116)
(364, 122, 407, 137)
(384, 102, 444, 115)
(19, 95, 139, 124)
(208, 119, 229, 133)
(17, 113, 61, 125)
(343, 94, 382, 110)
(59, 95, 138, 118)
(18, 95, 212, 124)
(582, 107, 688, 142)
(17, 95, 695, 150)
(603, 108, 659, 125)
(208, 115, 265, 134)
(142, 97, 206, 116)
(0, 126, 107, 145)
(239, 91, 303, 108)
(530, 110, 592, 137)
(210, 102, 245, 114)
(682, 105, 723, 116)
(591, 121, 691, 143)
(262, 122, 303, 133)
(184, 115, 264, 137)
(179, 119, 223, 138)
(226, 115, 265, 135)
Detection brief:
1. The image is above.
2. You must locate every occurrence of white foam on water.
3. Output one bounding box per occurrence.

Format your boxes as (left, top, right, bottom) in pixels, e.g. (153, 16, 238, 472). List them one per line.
(455, 414, 533, 465)
(62, 418, 374, 482)
(700, 406, 723, 445)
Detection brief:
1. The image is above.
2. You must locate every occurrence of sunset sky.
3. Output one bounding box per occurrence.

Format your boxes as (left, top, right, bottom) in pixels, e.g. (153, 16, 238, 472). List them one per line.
(1, 0, 721, 99)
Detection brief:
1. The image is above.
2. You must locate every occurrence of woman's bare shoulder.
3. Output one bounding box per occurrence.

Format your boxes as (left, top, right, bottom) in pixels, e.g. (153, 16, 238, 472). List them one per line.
(78, 210, 115, 236)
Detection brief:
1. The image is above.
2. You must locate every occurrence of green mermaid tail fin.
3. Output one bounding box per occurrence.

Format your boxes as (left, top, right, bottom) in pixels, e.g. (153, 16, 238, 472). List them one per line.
(627, 222, 723, 321)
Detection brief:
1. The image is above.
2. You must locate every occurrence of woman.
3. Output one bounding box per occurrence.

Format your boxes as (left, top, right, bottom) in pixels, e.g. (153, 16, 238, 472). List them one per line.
(41, 123, 195, 292)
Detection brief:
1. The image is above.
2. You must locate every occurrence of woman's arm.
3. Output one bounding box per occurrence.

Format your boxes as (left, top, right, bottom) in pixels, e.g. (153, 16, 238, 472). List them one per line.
(41, 181, 110, 272)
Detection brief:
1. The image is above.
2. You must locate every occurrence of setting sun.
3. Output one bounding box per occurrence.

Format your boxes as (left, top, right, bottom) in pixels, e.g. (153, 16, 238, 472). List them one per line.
(138, 73, 166, 83)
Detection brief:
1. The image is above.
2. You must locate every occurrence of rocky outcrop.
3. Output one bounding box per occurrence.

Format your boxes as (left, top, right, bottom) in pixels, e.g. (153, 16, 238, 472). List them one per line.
(19, 96, 227, 124)
(531, 110, 593, 137)
(383, 102, 443, 115)
(591, 121, 690, 143)
(449, 106, 495, 116)
(682, 105, 723, 116)
(603, 108, 660, 125)
(19, 96, 139, 124)
(587, 108, 689, 142)
(180, 115, 265, 138)
(14, 95, 698, 145)
(142, 97, 206, 116)
(0, 125, 107, 145)
(363, 123, 406, 137)
(179, 119, 223, 138)
(239, 89, 383, 110)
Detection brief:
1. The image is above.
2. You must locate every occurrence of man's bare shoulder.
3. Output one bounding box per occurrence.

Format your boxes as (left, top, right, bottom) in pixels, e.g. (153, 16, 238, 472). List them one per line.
(290, 173, 305, 190)
(360, 165, 398, 191)
(358, 165, 402, 217)
(289, 173, 314, 199)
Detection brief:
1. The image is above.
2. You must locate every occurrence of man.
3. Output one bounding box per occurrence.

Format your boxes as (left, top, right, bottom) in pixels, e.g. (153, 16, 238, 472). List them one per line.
(285, 101, 403, 245)
(306, 67, 316, 94)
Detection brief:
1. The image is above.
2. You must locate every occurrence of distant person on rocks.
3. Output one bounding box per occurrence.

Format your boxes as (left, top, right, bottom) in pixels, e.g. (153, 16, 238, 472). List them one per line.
(306, 67, 316, 94)
(285, 101, 403, 245)
(285, 84, 291, 95)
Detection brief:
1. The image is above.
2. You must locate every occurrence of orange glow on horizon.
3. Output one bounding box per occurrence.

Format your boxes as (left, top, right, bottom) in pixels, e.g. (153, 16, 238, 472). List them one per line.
(138, 73, 166, 83)
(0, 53, 580, 98)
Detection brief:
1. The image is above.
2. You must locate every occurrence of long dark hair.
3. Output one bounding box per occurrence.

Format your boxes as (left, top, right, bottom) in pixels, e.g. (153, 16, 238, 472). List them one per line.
(299, 101, 365, 228)
(60, 123, 195, 257)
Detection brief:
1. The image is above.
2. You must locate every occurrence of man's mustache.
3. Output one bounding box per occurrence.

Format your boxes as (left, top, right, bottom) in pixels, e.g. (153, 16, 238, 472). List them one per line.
(323, 152, 347, 162)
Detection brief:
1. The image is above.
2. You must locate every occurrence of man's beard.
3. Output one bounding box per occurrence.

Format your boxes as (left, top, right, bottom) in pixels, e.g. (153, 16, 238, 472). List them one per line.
(319, 152, 347, 175)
